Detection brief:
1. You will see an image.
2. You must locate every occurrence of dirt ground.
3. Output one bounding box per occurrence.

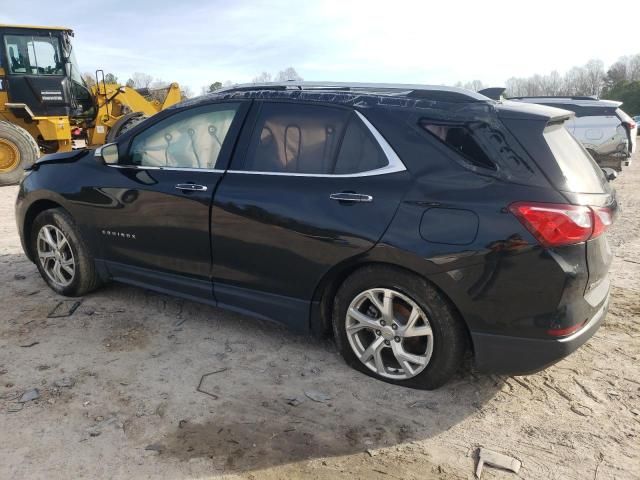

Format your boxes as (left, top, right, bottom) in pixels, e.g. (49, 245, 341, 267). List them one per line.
(0, 159, 639, 480)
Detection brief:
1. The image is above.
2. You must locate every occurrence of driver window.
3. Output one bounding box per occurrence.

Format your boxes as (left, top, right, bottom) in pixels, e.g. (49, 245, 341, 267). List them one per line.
(129, 103, 240, 169)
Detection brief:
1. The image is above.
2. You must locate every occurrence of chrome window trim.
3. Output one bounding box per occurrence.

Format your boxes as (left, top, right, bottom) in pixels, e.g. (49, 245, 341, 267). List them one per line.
(106, 164, 224, 173)
(228, 110, 407, 178)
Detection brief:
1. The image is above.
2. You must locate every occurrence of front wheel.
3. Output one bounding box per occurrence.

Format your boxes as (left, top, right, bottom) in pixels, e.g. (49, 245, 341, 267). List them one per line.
(31, 208, 100, 297)
(332, 266, 466, 389)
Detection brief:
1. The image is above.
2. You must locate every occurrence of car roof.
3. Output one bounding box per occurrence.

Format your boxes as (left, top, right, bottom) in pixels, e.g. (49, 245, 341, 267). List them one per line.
(215, 81, 491, 101)
(167, 82, 579, 127)
(172, 81, 501, 115)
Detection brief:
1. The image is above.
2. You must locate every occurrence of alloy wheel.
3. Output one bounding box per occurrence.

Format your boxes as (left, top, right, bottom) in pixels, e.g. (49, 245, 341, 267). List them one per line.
(345, 288, 434, 380)
(37, 225, 75, 287)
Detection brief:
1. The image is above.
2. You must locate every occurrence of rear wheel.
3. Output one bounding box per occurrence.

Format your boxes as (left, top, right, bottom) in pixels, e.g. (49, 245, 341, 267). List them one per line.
(31, 208, 100, 297)
(332, 266, 466, 389)
(0, 121, 39, 186)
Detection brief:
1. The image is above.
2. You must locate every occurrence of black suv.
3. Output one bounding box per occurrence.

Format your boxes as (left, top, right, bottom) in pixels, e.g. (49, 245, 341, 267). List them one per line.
(15, 82, 616, 389)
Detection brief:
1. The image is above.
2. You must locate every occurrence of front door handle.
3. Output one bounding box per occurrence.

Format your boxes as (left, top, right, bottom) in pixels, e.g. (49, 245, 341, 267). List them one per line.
(329, 192, 373, 203)
(175, 183, 208, 192)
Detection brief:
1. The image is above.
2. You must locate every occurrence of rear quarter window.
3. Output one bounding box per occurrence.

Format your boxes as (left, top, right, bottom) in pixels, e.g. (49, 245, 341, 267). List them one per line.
(420, 122, 496, 170)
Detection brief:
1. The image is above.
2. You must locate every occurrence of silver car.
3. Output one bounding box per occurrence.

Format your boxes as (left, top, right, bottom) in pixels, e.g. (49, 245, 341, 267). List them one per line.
(510, 96, 636, 171)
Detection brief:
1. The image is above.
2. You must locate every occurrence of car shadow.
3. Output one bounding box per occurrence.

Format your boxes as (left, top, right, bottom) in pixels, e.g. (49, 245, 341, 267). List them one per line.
(93, 284, 503, 474)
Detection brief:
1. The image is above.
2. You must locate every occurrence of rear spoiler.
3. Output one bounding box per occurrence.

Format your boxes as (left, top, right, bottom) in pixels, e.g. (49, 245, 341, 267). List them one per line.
(496, 100, 574, 123)
(478, 87, 506, 101)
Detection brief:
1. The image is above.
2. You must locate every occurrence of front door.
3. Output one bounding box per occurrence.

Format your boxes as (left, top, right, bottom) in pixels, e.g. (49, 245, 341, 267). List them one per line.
(96, 101, 249, 298)
(211, 101, 409, 328)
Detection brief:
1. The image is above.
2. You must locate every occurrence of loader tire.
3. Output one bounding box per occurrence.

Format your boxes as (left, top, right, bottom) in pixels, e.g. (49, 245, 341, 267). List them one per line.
(106, 112, 149, 143)
(0, 121, 39, 186)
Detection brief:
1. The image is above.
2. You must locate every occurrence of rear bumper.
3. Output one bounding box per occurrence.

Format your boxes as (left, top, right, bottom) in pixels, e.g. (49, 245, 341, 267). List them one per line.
(471, 293, 609, 375)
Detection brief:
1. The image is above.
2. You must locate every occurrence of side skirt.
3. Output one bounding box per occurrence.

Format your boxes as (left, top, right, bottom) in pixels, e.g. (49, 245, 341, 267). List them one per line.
(104, 260, 214, 302)
(215, 283, 310, 333)
(98, 260, 312, 333)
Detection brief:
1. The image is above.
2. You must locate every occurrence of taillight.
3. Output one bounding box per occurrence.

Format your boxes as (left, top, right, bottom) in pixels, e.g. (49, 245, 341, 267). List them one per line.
(509, 202, 613, 247)
(591, 206, 613, 238)
(547, 320, 586, 337)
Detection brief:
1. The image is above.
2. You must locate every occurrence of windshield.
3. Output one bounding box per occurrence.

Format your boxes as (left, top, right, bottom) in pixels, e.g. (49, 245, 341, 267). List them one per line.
(4, 34, 64, 75)
(543, 123, 607, 193)
(58, 31, 86, 87)
(66, 49, 86, 86)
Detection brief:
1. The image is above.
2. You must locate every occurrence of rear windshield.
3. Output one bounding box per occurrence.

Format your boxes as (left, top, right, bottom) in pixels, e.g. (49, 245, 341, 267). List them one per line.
(543, 123, 606, 193)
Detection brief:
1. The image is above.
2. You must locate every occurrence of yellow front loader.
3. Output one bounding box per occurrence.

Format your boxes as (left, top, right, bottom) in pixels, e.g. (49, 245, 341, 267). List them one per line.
(0, 24, 181, 185)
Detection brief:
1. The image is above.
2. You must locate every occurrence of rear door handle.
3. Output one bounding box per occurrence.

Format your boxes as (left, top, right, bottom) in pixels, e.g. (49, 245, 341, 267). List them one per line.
(175, 183, 208, 192)
(329, 192, 373, 203)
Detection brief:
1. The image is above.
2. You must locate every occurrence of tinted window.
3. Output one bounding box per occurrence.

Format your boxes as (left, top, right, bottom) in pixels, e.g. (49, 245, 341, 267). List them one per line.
(243, 103, 349, 174)
(543, 123, 606, 193)
(421, 122, 496, 170)
(334, 116, 388, 174)
(129, 103, 240, 168)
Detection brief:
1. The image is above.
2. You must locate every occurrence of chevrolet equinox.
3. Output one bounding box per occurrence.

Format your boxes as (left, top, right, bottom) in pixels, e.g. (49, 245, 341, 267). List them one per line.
(15, 82, 617, 389)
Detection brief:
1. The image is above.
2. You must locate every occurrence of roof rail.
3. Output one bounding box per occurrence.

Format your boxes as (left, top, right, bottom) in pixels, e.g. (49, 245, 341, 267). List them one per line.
(215, 81, 489, 102)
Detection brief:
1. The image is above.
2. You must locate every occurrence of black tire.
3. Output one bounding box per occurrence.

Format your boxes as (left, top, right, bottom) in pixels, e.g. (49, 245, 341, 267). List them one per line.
(105, 112, 148, 143)
(0, 121, 39, 186)
(31, 208, 101, 297)
(332, 265, 466, 390)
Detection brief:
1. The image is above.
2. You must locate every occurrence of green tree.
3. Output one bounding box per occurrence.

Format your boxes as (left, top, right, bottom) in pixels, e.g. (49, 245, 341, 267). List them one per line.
(208, 81, 223, 92)
(104, 73, 118, 84)
(603, 81, 640, 116)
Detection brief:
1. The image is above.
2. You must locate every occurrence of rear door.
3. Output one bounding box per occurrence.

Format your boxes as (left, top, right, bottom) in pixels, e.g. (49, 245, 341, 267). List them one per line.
(97, 101, 249, 297)
(210, 101, 410, 328)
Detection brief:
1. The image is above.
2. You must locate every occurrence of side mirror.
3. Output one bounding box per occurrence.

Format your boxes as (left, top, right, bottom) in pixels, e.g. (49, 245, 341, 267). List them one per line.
(95, 143, 119, 165)
(601, 167, 618, 182)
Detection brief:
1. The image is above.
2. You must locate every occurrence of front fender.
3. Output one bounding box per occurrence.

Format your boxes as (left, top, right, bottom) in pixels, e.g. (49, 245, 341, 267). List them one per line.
(15, 171, 80, 262)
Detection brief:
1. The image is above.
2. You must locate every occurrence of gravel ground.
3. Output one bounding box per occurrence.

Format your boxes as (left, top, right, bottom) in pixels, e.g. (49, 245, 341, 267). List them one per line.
(0, 157, 638, 480)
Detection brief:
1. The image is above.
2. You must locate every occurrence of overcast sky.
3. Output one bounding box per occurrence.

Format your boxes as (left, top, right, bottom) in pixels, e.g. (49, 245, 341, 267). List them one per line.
(2, 0, 639, 93)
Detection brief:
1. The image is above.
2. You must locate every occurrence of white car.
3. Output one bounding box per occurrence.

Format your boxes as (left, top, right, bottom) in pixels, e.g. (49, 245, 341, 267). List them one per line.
(510, 96, 636, 170)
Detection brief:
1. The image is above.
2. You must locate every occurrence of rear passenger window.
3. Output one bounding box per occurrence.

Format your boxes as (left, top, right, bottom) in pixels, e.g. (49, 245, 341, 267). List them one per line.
(243, 103, 349, 174)
(334, 116, 388, 174)
(420, 122, 496, 170)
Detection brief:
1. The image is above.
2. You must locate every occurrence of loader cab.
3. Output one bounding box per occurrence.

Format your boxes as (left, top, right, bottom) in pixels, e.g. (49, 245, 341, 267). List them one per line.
(0, 25, 94, 120)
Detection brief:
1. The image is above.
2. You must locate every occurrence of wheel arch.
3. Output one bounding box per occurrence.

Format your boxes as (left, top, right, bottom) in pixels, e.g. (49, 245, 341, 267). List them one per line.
(309, 256, 474, 353)
(21, 199, 67, 261)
